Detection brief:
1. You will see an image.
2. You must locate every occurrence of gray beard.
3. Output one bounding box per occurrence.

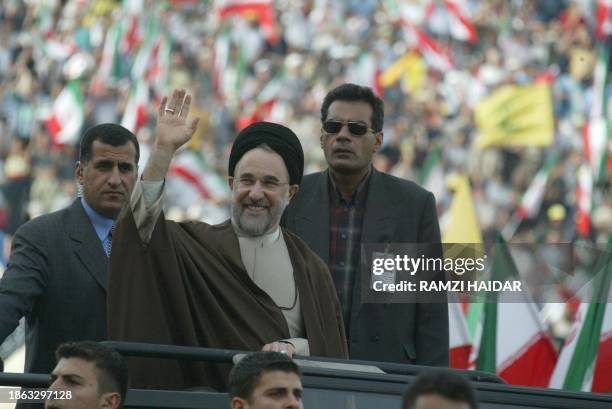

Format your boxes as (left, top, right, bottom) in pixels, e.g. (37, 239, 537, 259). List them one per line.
(231, 199, 288, 237)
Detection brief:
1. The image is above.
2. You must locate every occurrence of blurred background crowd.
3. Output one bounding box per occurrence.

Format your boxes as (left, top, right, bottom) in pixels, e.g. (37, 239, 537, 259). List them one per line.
(0, 0, 610, 387)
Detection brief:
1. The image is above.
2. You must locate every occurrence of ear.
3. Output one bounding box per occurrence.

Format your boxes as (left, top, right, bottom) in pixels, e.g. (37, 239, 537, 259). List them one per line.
(227, 176, 234, 191)
(99, 392, 121, 409)
(75, 161, 84, 185)
(319, 130, 324, 148)
(288, 184, 300, 201)
(230, 396, 247, 409)
(373, 131, 383, 152)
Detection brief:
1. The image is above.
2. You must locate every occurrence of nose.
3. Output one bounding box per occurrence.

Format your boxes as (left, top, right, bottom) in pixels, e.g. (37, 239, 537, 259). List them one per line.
(336, 123, 352, 139)
(247, 180, 265, 200)
(108, 165, 121, 186)
(286, 394, 302, 409)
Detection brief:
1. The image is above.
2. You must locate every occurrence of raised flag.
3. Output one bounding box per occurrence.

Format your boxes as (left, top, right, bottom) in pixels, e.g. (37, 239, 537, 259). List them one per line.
(516, 153, 557, 220)
(379, 51, 426, 94)
(168, 149, 229, 206)
(475, 84, 554, 148)
(418, 145, 444, 201)
(582, 46, 609, 184)
(476, 237, 558, 387)
(550, 238, 612, 392)
(121, 79, 149, 133)
(442, 174, 482, 244)
(595, 0, 612, 39)
(449, 299, 472, 369)
(44, 81, 84, 146)
(402, 21, 454, 72)
(217, 0, 278, 44)
(444, 0, 478, 43)
(576, 165, 593, 237)
(91, 22, 122, 93)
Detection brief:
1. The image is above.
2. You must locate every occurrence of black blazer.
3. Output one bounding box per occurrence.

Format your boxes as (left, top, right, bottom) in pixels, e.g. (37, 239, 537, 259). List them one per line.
(0, 200, 108, 374)
(283, 169, 449, 366)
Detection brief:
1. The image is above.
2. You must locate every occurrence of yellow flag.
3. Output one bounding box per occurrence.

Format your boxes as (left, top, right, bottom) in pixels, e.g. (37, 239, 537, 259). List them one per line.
(443, 174, 482, 244)
(475, 84, 554, 148)
(379, 52, 425, 93)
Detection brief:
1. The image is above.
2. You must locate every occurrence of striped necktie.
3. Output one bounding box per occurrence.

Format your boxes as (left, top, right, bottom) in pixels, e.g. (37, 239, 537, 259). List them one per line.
(103, 224, 115, 257)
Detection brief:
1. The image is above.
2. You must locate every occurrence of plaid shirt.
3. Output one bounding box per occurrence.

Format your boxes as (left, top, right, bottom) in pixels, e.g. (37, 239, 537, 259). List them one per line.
(328, 170, 371, 332)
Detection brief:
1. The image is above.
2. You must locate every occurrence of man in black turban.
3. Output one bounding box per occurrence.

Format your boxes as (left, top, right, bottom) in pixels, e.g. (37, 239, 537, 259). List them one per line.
(107, 89, 347, 391)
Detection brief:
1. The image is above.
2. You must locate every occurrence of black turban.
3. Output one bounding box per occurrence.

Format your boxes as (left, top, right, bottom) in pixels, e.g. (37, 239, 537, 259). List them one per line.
(228, 121, 304, 185)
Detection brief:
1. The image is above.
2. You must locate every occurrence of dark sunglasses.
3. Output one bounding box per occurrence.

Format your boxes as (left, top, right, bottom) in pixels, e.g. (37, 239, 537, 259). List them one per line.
(322, 120, 375, 136)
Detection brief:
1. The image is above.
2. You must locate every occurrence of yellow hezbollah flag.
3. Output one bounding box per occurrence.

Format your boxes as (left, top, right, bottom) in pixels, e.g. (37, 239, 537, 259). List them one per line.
(443, 174, 483, 260)
(379, 52, 425, 93)
(475, 84, 554, 148)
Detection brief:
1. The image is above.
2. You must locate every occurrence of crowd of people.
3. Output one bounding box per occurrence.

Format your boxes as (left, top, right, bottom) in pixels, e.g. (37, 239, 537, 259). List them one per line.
(0, 0, 610, 382)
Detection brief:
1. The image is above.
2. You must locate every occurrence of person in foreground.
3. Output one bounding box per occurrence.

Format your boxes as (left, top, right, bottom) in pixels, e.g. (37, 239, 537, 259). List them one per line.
(107, 89, 347, 390)
(283, 83, 448, 365)
(45, 341, 128, 409)
(228, 351, 303, 409)
(0, 124, 139, 376)
(402, 370, 478, 409)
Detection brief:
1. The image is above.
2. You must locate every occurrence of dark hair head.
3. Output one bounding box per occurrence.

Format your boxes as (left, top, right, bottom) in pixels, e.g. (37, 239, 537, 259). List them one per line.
(402, 370, 478, 409)
(56, 341, 129, 407)
(320, 83, 384, 132)
(228, 351, 301, 400)
(79, 123, 139, 164)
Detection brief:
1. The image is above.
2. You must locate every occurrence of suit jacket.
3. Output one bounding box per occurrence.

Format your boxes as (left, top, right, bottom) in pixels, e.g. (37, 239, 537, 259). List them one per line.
(0, 200, 108, 374)
(282, 169, 449, 366)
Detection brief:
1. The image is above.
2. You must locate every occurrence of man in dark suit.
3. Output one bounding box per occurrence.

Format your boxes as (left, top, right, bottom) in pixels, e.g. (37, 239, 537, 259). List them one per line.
(283, 83, 448, 366)
(0, 123, 139, 375)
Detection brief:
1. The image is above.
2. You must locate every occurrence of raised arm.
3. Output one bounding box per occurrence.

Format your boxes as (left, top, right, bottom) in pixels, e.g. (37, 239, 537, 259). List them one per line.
(129, 89, 200, 243)
(143, 89, 200, 182)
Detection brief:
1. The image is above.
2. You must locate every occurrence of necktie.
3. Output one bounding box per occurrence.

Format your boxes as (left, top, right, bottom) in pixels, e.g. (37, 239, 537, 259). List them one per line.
(103, 224, 115, 257)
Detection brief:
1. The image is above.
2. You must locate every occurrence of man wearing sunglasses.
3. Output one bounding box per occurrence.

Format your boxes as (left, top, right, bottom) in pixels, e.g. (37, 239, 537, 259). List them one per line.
(282, 83, 448, 367)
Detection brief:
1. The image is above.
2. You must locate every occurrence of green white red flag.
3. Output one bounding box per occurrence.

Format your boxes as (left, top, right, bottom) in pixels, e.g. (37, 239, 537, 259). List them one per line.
(476, 237, 557, 387)
(121, 79, 149, 133)
(449, 299, 472, 369)
(216, 0, 279, 44)
(516, 154, 557, 219)
(549, 238, 612, 392)
(44, 81, 84, 146)
(595, 0, 612, 39)
(443, 0, 478, 43)
(582, 45, 609, 184)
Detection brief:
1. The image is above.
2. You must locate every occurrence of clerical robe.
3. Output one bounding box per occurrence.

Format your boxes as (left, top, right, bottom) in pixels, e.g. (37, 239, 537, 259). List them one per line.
(106, 196, 347, 390)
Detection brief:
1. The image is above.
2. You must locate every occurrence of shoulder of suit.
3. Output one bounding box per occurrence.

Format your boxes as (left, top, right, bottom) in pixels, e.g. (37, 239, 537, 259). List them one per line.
(12, 201, 80, 241)
(300, 171, 325, 188)
(19, 201, 77, 229)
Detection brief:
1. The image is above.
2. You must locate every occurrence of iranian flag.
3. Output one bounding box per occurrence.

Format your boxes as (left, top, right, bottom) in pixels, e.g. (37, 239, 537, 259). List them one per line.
(217, 0, 278, 44)
(550, 238, 612, 392)
(595, 0, 612, 39)
(45, 81, 84, 146)
(401, 21, 454, 72)
(444, 0, 478, 43)
(235, 73, 283, 130)
(582, 46, 609, 184)
(516, 154, 557, 219)
(576, 165, 593, 237)
(91, 22, 122, 93)
(121, 79, 149, 132)
(168, 149, 229, 205)
(476, 236, 558, 387)
(449, 299, 472, 369)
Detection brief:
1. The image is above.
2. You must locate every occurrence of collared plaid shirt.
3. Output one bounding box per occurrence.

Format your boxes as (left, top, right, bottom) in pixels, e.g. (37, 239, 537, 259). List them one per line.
(328, 170, 371, 332)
